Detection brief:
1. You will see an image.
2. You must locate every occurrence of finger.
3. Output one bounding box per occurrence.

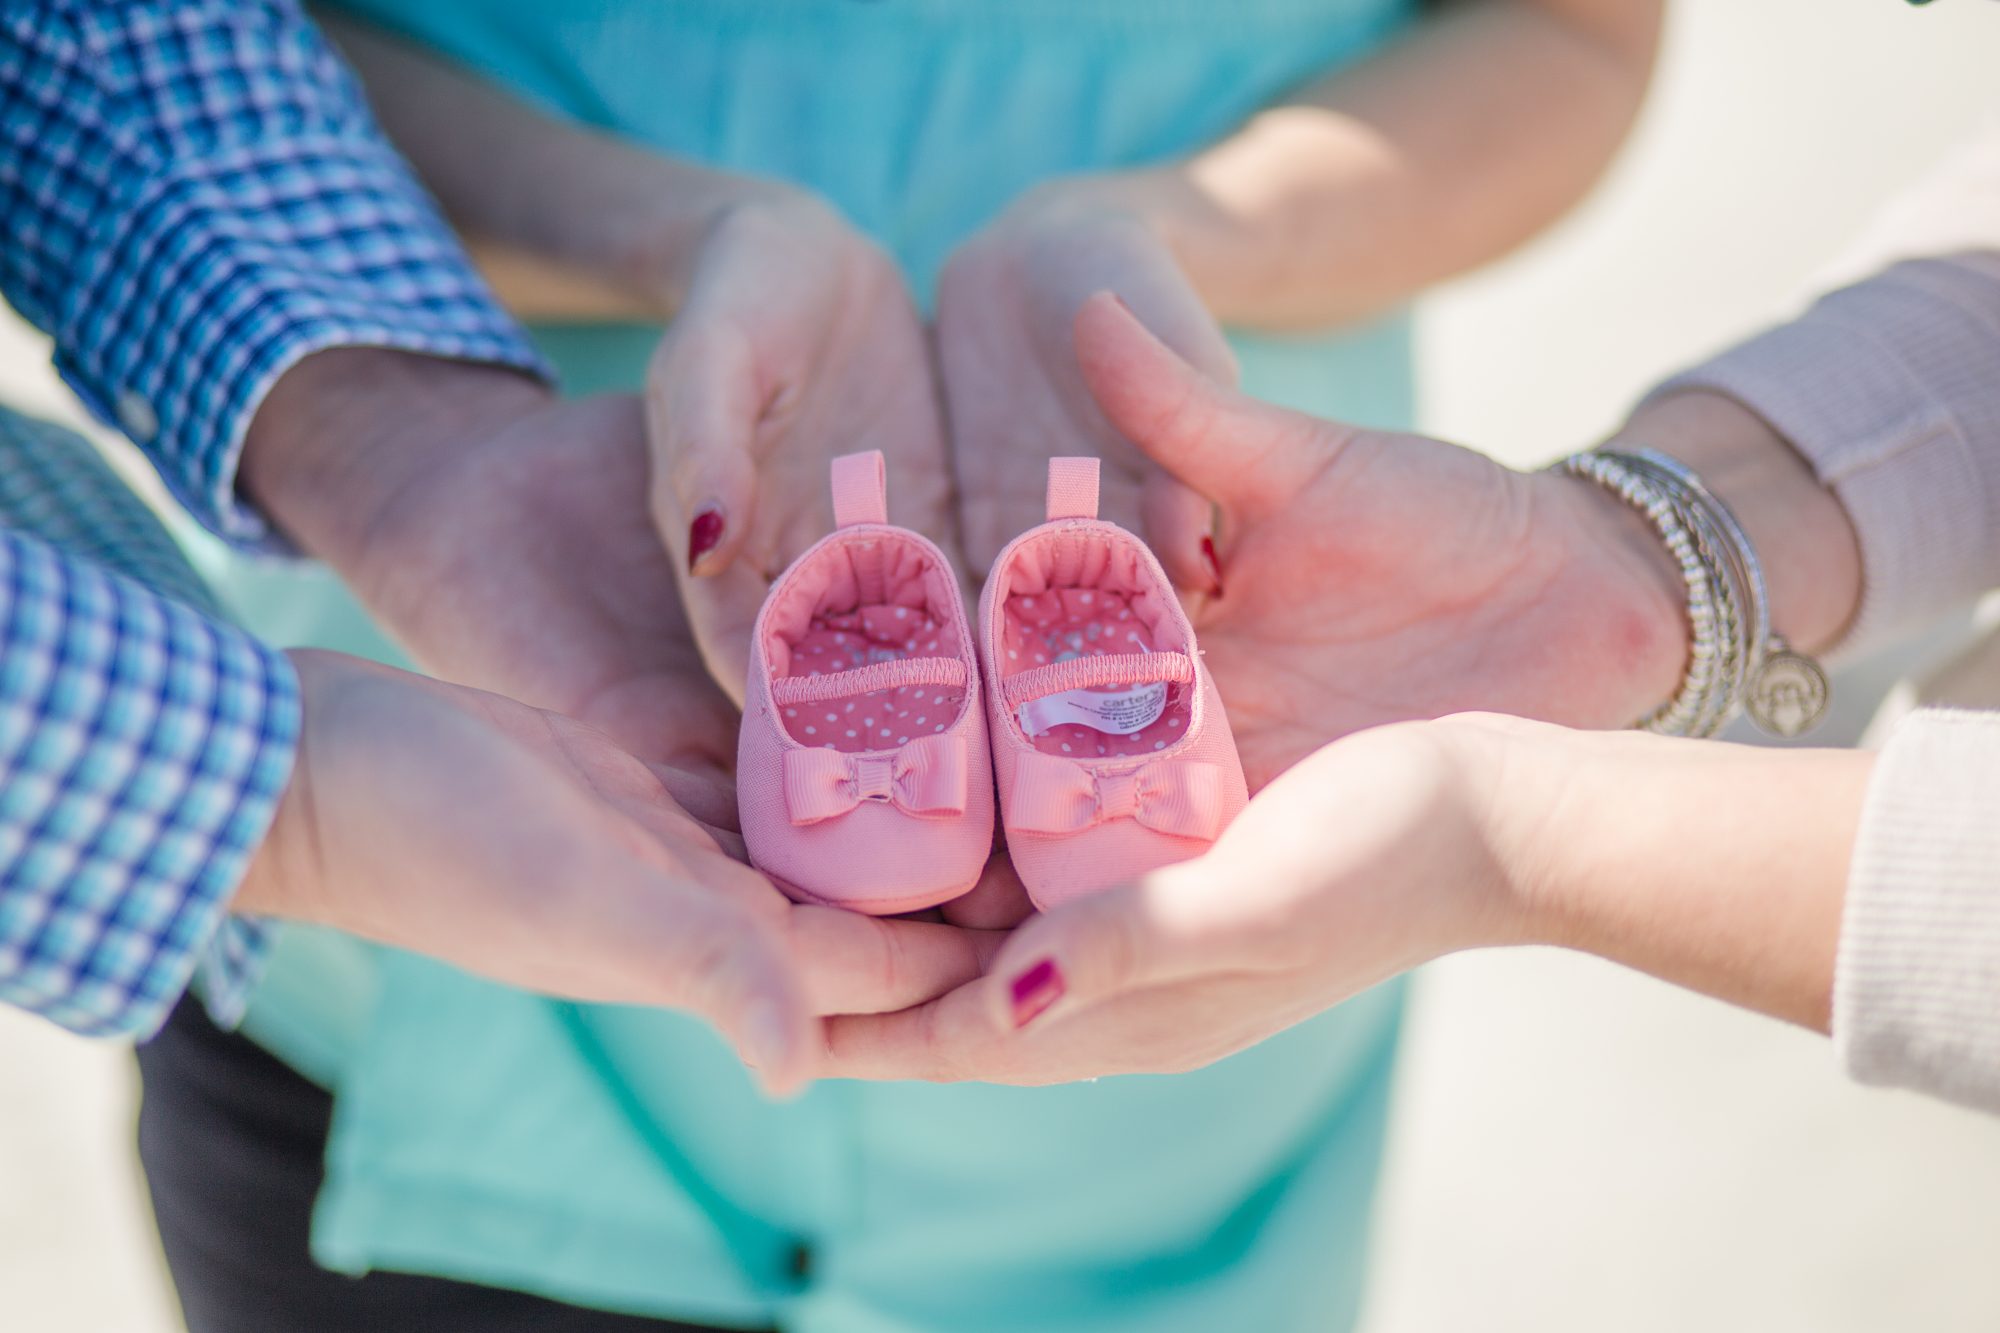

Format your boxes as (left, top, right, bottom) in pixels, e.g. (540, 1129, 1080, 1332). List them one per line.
(938, 849, 1037, 930)
(821, 970, 1289, 1085)
(1073, 292, 1329, 525)
(634, 882, 817, 1099)
(701, 825, 750, 863)
(787, 906, 1008, 1016)
(649, 763, 740, 836)
(645, 326, 762, 579)
(1138, 467, 1220, 596)
(678, 558, 767, 708)
(977, 861, 1245, 1034)
(818, 980, 1001, 1082)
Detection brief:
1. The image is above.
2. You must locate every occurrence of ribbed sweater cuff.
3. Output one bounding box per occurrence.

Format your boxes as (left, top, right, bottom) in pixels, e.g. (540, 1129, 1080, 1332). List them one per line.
(1835, 709, 2000, 1114)
(1649, 255, 2000, 654)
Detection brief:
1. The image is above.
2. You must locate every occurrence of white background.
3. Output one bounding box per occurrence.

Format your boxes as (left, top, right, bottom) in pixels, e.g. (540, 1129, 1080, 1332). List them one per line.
(4, 0, 2000, 1328)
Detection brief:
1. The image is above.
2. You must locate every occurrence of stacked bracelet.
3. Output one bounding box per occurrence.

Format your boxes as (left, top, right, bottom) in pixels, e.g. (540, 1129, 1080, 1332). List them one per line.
(1557, 448, 1829, 739)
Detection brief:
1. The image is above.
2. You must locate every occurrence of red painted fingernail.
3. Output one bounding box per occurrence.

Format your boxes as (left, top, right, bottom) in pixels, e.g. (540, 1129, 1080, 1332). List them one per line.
(688, 506, 725, 573)
(1199, 535, 1225, 599)
(1009, 958, 1066, 1029)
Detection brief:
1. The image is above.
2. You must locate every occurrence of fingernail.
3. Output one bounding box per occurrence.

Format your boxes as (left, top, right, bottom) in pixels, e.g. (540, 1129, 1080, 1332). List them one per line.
(742, 997, 793, 1078)
(688, 505, 726, 574)
(1009, 958, 1066, 1029)
(1199, 536, 1226, 599)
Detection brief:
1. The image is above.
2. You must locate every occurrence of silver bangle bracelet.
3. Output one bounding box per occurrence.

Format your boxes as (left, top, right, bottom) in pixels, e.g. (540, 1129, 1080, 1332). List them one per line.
(1557, 449, 1829, 739)
(1618, 449, 1829, 737)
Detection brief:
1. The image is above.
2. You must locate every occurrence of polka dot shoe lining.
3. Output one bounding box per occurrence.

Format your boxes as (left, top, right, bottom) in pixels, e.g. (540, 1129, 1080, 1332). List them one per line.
(999, 587, 1195, 758)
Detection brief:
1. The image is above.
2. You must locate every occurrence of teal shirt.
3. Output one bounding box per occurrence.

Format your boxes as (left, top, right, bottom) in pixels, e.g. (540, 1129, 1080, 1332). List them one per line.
(194, 2, 1423, 1328)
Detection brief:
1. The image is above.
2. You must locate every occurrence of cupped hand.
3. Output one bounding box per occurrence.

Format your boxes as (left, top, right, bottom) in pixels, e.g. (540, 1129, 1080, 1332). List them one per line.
(241, 359, 995, 1044)
(815, 713, 1547, 1083)
(1070, 293, 1690, 788)
(645, 189, 952, 700)
(237, 650, 822, 1092)
(935, 181, 1238, 587)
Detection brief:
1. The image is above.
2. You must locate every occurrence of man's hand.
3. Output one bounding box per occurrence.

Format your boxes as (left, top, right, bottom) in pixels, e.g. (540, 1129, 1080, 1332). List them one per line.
(1069, 292, 1691, 788)
(236, 651, 813, 1090)
(238, 354, 998, 1046)
(935, 180, 1238, 590)
(236, 651, 999, 1095)
(243, 356, 732, 768)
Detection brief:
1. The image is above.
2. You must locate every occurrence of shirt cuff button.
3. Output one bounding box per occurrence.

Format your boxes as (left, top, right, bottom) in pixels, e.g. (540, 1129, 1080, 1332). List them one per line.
(116, 389, 159, 442)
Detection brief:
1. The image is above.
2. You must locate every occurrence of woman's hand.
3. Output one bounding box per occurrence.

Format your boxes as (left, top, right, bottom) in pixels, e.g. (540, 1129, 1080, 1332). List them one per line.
(817, 713, 1540, 1083)
(320, 20, 951, 699)
(1070, 292, 1691, 788)
(647, 190, 952, 700)
(820, 704, 1871, 1085)
(934, 179, 1238, 589)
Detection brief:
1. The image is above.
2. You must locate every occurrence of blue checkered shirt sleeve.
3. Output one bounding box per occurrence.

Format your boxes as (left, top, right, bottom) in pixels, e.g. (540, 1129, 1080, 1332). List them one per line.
(0, 410, 298, 1038)
(0, 0, 546, 551)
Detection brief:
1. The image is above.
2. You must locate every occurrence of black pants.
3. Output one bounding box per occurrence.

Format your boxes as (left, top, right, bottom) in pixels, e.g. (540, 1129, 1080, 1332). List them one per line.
(136, 996, 750, 1333)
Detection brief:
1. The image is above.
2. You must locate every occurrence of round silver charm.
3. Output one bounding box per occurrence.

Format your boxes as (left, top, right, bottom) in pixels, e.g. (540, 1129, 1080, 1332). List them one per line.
(1745, 647, 1830, 738)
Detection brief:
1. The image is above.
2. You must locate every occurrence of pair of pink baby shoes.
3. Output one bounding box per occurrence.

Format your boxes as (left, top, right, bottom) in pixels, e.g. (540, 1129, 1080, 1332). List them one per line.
(738, 451, 1248, 914)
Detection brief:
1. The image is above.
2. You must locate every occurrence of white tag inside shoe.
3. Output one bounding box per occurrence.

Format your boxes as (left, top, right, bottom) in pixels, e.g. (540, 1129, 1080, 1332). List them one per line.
(1017, 682, 1168, 737)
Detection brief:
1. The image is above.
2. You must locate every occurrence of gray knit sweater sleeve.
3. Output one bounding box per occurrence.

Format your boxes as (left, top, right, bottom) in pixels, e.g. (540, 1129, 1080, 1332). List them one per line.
(1642, 132, 2000, 1113)
(1651, 251, 2000, 655)
(1836, 710, 2000, 1115)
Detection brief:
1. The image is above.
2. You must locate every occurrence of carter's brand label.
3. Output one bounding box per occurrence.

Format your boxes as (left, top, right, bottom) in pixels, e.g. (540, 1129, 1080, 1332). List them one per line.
(1018, 682, 1168, 737)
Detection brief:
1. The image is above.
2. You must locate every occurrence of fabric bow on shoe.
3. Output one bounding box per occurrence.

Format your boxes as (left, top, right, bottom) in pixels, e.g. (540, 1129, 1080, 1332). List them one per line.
(1007, 752, 1223, 841)
(783, 734, 970, 825)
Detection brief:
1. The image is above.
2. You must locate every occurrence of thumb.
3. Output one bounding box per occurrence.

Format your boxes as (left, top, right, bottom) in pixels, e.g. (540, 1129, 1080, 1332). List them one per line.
(679, 559, 767, 709)
(645, 324, 762, 579)
(1074, 291, 1333, 528)
(981, 860, 1245, 1033)
(643, 874, 816, 1098)
(1138, 465, 1221, 598)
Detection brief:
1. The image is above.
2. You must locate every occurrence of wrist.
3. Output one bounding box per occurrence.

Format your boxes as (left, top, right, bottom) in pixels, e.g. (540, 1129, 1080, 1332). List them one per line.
(593, 167, 827, 312)
(1535, 466, 1692, 725)
(240, 348, 549, 574)
(1506, 729, 1872, 1031)
(1429, 713, 1601, 952)
(1007, 169, 1252, 316)
(231, 648, 341, 923)
(1608, 390, 1862, 656)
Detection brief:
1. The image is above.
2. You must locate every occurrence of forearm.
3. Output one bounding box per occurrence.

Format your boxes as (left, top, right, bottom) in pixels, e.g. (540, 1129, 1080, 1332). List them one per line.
(239, 347, 546, 575)
(1123, 0, 1660, 328)
(320, 11, 769, 318)
(1506, 727, 1873, 1032)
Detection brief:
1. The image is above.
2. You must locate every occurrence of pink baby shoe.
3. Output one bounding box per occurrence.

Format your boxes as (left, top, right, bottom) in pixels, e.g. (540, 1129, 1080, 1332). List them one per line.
(981, 457, 1248, 910)
(739, 451, 994, 913)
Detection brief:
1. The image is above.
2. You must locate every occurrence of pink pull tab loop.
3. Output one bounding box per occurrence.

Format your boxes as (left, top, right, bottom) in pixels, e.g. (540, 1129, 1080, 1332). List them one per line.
(831, 451, 888, 528)
(1046, 457, 1100, 521)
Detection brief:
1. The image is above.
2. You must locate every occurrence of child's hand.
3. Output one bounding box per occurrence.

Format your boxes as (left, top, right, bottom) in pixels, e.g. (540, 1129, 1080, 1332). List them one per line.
(646, 188, 952, 702)
(934, 179, 1237, 590)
